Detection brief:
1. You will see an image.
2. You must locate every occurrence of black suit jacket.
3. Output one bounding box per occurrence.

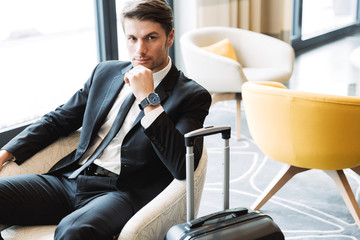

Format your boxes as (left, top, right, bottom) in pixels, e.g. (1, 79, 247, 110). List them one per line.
(3, 61, 211, 210)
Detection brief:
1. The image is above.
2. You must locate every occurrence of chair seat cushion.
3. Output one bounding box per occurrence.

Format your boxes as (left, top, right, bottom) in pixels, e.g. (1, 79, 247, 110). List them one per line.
(243, 67, 291, 84)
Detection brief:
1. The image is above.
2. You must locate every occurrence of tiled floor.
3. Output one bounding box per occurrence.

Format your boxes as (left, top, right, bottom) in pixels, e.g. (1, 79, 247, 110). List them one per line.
(288, 29, 360, 96)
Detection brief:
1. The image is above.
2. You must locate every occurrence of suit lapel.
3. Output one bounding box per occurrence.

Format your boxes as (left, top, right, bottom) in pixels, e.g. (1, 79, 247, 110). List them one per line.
(98, 64, 133, 117)
(80, 64, 132, 153)
(92, 65, 131, 128)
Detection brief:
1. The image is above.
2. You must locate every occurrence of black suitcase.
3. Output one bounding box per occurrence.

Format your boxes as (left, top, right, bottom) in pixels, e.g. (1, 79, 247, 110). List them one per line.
(165, 126, 284, 240)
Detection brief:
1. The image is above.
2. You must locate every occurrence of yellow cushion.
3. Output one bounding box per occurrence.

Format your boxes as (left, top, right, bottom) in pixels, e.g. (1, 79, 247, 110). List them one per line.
(202, 38, 238, 61)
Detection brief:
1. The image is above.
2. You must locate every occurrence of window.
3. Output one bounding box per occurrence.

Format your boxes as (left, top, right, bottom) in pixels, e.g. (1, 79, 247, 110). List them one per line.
(302, 0, 358, 40)
(0, 0, 174, 140)
(0, 0, 97, 130)
(292, 0, 360, 50)
(115, 0, 130, 61)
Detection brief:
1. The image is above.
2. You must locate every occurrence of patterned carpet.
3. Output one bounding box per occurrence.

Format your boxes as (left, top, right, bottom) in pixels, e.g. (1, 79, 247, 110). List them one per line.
(198, 100, 360, 239)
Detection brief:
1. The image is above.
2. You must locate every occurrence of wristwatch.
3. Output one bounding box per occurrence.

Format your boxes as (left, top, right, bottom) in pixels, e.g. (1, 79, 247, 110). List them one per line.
(138, 92, 161, 110)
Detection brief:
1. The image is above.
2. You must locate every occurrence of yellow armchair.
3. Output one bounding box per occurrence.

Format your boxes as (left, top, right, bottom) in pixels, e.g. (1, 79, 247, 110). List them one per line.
(242, 81, 360, 228)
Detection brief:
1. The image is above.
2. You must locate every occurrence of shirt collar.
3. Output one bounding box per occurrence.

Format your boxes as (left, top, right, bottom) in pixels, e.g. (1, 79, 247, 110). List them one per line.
(153, 57, 172, 88)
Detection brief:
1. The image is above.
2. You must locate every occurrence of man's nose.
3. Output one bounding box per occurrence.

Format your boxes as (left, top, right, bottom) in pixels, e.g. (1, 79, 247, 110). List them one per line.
(136, 40, 147, 56)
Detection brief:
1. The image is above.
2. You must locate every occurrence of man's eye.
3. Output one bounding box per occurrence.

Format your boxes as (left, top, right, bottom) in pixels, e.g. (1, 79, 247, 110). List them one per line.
(148, 36, 156, 40)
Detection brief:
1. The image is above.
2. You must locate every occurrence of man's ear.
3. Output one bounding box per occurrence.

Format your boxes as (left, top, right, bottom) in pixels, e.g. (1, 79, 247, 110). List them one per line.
(167, 28, 175, 47)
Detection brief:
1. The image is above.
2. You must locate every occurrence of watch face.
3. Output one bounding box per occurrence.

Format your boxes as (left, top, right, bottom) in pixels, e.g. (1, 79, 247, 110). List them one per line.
(148, 92, 160, 105)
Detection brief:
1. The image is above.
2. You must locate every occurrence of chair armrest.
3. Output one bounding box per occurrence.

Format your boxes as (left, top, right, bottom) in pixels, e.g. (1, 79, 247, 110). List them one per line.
(118, 178, 187, 240)
(0, 131, 80, 177)
(118, 148, 208, 240)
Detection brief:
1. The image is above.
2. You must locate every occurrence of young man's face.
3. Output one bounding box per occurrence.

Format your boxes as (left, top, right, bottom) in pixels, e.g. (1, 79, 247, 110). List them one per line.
(123, 18, 174, 73)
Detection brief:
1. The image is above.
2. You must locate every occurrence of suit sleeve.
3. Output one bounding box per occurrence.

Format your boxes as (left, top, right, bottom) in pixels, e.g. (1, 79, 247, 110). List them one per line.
(144, 88, 211, 180)
(2, 65, 97, 164)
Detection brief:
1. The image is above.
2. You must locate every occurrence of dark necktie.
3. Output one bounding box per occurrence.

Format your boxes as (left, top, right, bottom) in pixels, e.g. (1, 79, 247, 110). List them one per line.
(68, 93, 136, 179)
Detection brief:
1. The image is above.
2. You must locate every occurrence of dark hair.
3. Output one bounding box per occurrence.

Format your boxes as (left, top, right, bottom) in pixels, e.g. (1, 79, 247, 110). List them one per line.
(121, 0, 174, 36)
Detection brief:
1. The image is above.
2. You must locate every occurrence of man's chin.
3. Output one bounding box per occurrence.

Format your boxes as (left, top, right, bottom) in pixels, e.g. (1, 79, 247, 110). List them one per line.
(133, 61, 152, 70)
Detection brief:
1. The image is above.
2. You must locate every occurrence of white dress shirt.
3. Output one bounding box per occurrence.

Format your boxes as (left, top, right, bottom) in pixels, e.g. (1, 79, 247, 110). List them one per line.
(79, 59, 171, 174)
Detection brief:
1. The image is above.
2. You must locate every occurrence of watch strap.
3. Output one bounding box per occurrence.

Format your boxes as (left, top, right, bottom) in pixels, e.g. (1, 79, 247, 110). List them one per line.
(139, 98, 149, 110)
(138, 92, 160, 110)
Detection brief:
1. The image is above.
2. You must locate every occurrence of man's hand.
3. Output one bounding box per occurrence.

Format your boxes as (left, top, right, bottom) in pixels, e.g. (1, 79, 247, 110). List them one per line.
(124, 65, 155, 101)
(0, 149, 14, 171)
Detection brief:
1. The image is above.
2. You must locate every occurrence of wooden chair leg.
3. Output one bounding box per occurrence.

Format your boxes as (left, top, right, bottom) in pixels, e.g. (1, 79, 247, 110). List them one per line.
(251, 165, 309, 210)
(324, 170, 360, 229)
(235, 94, 241, 141)
(351, 165, 360, 175)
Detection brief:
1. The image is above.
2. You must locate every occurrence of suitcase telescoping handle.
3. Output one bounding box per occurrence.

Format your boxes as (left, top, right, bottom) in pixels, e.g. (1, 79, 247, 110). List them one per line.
(184, 125, 231, 221)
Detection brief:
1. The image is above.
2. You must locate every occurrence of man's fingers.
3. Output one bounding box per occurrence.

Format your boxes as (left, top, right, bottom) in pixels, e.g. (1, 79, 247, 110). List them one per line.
(124, 72, 130, 85)
(125, 65, 152, 83)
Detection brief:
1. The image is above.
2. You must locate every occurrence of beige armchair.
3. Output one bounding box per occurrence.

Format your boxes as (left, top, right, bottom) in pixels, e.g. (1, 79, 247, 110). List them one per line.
(0, 131, 208, 240)
(180, 26, 294, 140)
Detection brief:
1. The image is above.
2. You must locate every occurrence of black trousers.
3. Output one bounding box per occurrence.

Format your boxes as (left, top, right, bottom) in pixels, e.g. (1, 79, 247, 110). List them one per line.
(0, 172, 135, 240)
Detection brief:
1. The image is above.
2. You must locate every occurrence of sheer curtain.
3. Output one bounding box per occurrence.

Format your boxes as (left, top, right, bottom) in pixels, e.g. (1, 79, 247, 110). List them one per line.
(197, 0, 292, 43)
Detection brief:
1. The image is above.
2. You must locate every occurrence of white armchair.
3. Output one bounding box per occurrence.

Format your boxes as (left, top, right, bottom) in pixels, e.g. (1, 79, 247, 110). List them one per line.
(0, 131, 208, 240)
(180, 26, 295, 140)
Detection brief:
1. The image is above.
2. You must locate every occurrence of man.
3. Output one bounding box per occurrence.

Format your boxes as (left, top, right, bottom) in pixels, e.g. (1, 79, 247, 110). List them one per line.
(0, 0, 211, 239)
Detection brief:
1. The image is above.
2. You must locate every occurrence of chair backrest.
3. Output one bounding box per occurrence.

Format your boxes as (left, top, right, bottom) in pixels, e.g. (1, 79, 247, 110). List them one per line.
(242, 81, 360, 170)
(184, 27, 293, 68)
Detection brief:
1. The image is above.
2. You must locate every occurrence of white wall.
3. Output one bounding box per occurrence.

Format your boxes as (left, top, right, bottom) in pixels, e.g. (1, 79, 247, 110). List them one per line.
(174, 0, 198, 73)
